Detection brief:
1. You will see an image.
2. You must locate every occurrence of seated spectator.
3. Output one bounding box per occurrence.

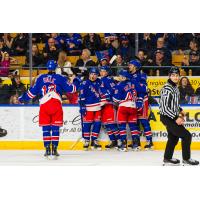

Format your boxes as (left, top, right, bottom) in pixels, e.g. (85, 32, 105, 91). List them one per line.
(55, 51, 73, 77)
(149, 37, 172, 65)
(184, 39, 199, 55)
(117, 35, 135, 63)
(83, 33, 102, 55)
(182, 50, 200, 75)
(2, 34, 14, 52)
(11, 33, 28, 55)
(0, 78, 11, 104)
(72, 49, 96, 78)
(32, 44, 44, 68)
(111, 54, 127, 75)
(0, 52, 16, 77)
(178, 76, 194, 104)
(9, 75, 26, 96)
(149, 50, 171, 76)
(99, 57, 109, 67)
(65, 33, 82, 56)
(10, 94, 20, 104)
(43, 38, 60, 63)
(50, 33, 65, 49)
(0, 38, 10, 54)
(135, 50, 150, 74)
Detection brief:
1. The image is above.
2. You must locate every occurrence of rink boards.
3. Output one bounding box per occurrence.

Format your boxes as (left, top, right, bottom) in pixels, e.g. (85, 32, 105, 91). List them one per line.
(0, 105, 200, 150)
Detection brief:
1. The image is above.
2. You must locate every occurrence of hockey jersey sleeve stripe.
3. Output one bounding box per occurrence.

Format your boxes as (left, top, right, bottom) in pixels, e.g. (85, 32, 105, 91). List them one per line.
(27, 90, 36, 98)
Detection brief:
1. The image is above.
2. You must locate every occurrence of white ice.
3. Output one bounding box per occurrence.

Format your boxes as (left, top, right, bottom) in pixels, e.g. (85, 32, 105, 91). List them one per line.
(0, 150, 200, 166)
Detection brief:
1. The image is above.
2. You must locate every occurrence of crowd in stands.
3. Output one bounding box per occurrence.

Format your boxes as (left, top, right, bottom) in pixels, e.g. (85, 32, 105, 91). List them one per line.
(1, 33, 200, 104)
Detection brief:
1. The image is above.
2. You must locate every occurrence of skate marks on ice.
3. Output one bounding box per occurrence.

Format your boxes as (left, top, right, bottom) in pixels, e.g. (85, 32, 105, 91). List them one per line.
(0, 150, 200, 166)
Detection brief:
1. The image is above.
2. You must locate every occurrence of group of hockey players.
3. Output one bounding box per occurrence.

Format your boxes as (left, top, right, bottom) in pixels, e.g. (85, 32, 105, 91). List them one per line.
(79, 59, 153, 152)
(18, 59, 153, 158)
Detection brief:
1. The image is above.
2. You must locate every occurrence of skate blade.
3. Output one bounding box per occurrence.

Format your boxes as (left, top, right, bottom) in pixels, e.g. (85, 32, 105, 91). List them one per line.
(163, 163, 180, 166)
(182, 163, 199, 166)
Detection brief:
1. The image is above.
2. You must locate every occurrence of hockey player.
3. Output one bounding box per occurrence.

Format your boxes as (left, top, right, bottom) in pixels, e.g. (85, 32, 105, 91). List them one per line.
(128, 59, 153, 150)
(18, 60, 78, 159)
(99, 66, 120, 149)
(79, 67, 109, 150)
(113, 69, 143, 151)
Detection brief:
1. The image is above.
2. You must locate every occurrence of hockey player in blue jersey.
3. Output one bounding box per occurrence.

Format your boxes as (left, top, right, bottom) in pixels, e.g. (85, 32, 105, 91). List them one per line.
(79, 67, 109, 150)
(18, 60, 79, 159)
(128, 59, 154, 150)
(99, 66, 120, 149)
(113, 69, 144, 151)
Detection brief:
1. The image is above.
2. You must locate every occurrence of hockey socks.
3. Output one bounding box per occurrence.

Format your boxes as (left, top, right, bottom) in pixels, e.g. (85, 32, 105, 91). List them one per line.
(51, 126, 60, 147)
(42, 126, 51, 147)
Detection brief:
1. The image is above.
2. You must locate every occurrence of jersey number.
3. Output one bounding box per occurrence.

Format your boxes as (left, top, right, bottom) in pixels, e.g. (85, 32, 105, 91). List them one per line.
(42, 84, 57, 96)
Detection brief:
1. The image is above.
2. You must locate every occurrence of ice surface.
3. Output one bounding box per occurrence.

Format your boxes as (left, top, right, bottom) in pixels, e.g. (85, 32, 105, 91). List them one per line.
(0, 150, 200, 166)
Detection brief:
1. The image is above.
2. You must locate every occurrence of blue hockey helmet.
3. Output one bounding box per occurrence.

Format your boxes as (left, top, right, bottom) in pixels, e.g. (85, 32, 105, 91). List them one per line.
(129, 59, 142, 70)
(89, 67, 99, 75)
(118, 70, 130, 80)
(46, 60, 57, 71)
(99, 65, 110, 72)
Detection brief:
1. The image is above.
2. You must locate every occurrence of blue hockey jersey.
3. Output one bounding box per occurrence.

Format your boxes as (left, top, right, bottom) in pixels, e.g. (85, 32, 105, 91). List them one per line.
(19, 73, 76, 104)
(113, 80, 141, 108)
(79, 78, 109, 111)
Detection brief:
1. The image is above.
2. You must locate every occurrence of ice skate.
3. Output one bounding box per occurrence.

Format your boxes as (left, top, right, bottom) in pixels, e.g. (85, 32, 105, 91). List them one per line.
(52, 145, 60, 160)
(105, 140, 117, 150)
(144, 140, 154, 150)
(83, 140, 90, 151)
(91, 140, 102, 150)
(44, 145, 51, 159)
(132, 138, 141, 151)
(118, 140, 127, 152)
(182, 158, 199, 166)
(163, 158, 180, 166)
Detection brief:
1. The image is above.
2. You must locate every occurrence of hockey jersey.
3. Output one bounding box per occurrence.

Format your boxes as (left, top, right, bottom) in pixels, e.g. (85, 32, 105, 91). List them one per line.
(100, 76, 116, 104)
(113, 80, 141, 108)
(79, 78, 109, 111)
(19, 73, 76, 104)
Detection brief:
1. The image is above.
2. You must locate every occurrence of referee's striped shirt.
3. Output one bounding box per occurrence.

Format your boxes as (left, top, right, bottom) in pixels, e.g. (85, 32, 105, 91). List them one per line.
(159, 79, 182, 120)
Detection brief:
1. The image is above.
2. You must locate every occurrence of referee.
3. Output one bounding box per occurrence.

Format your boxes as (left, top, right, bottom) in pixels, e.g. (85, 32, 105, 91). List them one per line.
(159, 66, 199, 165)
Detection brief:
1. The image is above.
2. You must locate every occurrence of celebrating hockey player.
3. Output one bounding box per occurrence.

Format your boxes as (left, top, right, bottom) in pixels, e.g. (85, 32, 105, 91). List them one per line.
(128, 59, 153, 150)
(18, 60, 79, 159)
(79, 67, 109, 150)
(99, 66, 120, 149)
(113, 69, 143, 151)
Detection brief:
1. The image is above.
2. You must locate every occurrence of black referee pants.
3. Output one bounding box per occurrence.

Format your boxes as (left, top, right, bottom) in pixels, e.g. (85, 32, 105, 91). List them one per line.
(160, 115, 191, 160)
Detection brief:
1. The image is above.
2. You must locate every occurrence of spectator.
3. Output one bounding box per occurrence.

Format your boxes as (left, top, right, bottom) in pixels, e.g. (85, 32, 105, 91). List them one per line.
(65, 33, 82, 55)
(0, 78, 11, 104)
(10, 94, 20, 104)
(43, 38, 60, 63)
(149, 37, 172, 65)
(0, 52, 16, 77)
(50, 33, 65, 49)
(0, 38, 10, 54)
(2, 33, 14, 51)
(55, 51, 73, 77)
(178, 76, 194, 104)
(184, 39, 199, 55)
(150, 50, 171, 76)
(195, 86, 200, 96)
(32, 44, 44, 68)
(111, 54, 127, 75)
(72, 49, 96, 78)
(9, 75, 26, 96)
(99, 57, 109, 67)
(135, 50, 149, 75)
(117, 35, 135, 63)
(83, 33, 102, 55)
(12, 33, 28, 55)
(139, 33, 155, 51)
(32, 33, 48, 43)
(182, 50, 200, 75)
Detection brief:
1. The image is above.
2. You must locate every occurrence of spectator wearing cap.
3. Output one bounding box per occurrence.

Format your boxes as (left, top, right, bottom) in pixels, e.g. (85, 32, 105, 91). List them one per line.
(149, 49, 171, 76)
(149, 37, 172, 65)
(116, 35, 135, 63)
(11, 33, 28, 56)
(73, 49, 96, 79)
(43, 38, 60, 64)
(99, 57, 109, 67)
(182, 50, 200, 75)
(83, 33, 102, 55)
(0, 78, 11, 104)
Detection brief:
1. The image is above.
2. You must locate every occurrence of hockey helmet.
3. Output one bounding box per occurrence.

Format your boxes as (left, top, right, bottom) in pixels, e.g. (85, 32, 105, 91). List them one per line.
(119, 70, 130, 80)
(129, 59, 142, 70)
(89, 67, 99, 75)
(46, 60, 57, 71)
(169, 66, 180, 76)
